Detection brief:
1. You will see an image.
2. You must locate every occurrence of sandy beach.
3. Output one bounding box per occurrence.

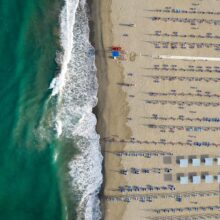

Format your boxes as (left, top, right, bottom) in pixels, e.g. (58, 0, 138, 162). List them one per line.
(91, 0, 220, 219)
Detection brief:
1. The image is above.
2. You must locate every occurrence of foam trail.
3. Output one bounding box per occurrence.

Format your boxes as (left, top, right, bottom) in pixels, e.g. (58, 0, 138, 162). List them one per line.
(50, 0, 79, 97)
(50, 0, 103, 219)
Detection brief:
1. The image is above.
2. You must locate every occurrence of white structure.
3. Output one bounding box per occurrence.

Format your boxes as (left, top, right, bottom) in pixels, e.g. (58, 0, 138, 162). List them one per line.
(180, 159, 188, 167)
(205, 175, 214, 183)
(180, 176, 189, 184)
(192, 176, 201, 184)
(217, 158, 220, 165)
(158, 55, 220, 62)
(205, 158, 213, 166)
(192, 158, 200, 167)
(217, 175, 220, 183)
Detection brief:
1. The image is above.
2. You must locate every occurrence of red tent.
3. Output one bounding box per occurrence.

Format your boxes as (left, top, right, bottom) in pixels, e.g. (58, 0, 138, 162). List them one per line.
(112, 46, 122, 51)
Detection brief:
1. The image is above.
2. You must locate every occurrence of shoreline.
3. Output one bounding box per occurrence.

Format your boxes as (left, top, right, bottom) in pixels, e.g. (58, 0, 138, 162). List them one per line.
(88, 0, 108, 215)
(88, 0, 131, 218)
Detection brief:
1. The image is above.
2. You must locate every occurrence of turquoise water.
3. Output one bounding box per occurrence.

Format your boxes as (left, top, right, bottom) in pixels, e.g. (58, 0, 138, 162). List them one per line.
(0, 0, 66, 219)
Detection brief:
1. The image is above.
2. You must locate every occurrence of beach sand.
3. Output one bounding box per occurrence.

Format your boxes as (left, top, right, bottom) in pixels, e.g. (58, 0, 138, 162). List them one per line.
(92, 0, 220, 219)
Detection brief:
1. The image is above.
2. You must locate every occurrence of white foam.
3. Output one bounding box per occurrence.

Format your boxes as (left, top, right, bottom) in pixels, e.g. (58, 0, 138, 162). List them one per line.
(51, 0, 80, 97)
(53, 150, 59, 163)
(51, 0, 103, 219)
(56, 120, 63, 137)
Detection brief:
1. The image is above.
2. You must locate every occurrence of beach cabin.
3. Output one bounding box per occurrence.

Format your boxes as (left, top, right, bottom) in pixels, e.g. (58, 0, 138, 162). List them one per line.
(179, 159, 188, 167)
(217, 175, 220, 183)
(180, 176, 188, 184)
(205, 158, 213, 166)
(192, 176, 201, 184)
(192, 158, 201, 167)
(205, 175, 214, 183)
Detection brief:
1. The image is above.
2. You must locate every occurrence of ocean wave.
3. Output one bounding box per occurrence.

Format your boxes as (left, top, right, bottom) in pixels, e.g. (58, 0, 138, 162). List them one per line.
(50, 0, 103, 219)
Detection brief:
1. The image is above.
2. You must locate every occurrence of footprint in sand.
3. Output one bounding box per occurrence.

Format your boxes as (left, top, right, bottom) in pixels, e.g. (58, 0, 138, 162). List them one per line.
(129, 52, 136, 61)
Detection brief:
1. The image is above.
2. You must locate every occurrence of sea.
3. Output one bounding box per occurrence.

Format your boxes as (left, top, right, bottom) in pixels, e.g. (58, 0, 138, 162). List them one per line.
(0, 0, 102, 220)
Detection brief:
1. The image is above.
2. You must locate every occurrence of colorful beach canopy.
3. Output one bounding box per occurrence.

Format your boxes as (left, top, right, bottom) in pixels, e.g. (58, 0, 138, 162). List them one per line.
(112, 46, 122, 51)
(112, 50, 120, 58)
